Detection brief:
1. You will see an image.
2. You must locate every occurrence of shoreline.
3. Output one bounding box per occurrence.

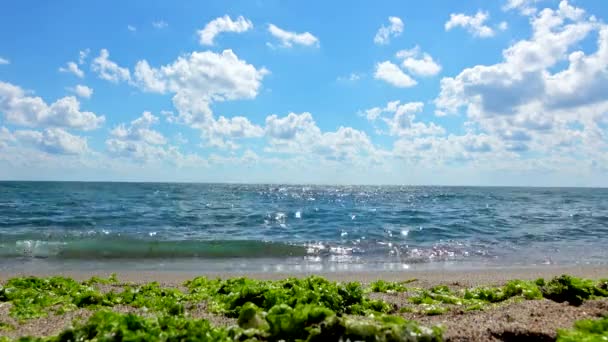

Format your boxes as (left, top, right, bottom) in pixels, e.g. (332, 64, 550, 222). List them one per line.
(2, 264, 607, 286)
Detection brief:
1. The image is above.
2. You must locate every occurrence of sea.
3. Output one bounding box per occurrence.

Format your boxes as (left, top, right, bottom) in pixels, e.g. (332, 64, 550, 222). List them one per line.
(1, 181, 607, 273)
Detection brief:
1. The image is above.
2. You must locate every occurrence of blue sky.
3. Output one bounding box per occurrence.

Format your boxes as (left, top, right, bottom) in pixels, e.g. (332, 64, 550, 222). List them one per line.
(1, 0, 607, 186)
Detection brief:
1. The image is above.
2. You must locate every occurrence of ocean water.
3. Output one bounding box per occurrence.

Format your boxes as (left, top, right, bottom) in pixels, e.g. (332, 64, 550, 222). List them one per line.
(1, 181, 607, 273)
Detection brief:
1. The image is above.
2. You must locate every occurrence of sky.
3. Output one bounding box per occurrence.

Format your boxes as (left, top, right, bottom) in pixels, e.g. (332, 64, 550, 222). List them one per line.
(0, 0, 607, 186)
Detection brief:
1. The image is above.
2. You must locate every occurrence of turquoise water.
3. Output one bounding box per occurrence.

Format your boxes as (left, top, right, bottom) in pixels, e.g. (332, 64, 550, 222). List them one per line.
(1, 182, 607, 272)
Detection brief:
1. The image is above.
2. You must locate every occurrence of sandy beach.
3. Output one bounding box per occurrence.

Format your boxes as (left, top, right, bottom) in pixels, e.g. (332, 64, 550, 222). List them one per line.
(1, 265, 607, 341)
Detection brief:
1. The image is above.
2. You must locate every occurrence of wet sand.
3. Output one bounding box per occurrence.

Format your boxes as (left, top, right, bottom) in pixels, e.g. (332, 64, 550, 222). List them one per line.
(2, 264, 607, 286)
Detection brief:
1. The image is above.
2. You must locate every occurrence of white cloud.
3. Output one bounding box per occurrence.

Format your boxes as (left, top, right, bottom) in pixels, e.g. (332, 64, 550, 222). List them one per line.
(337, 72, 362, 82)
(264, 112, 379, 163)
(110, 111, 166, 145)
(445, 11, 495, 38)
(392, 133, 508, 168)
(435, 0, 608, 162)
(78, 49, 90, 65)
(174, 132, 188, 145)
(395, 46, 442, 77)
(363, 100, 445, 137)
(267, 24, 319, 48)
(0, 57, 9, 65)
(0, 126, 15, 148)
(498, 21, 509, 31)
(437, 0, 598, 116)
(363, 107, 383, 122)
(134, 49, 268, 129)
(198, 15, 253, 45)
(91, 49, 131, 83)
(204, 116, 264, 149)
(128, 25, 137, 32)
(152, 20, 168, 29)
(374, 61, 417, 88)
(0, 81, 105, 130)
(69, 85, 93, 99)
(105, 111, 197, 163)
(133, 49, 268, 147)
(545, 26, 608, 110)
(209, 116, 263, 139)
(503, 0, 541, 15)
(14, 128, 88, 155)
(265, 112, 318, 140)
(374, 16, 404, 45)
(59, 62, 84, 78)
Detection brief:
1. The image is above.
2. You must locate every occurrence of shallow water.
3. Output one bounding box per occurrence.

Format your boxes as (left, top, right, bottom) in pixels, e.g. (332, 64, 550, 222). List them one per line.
(1, 182, 607, 272)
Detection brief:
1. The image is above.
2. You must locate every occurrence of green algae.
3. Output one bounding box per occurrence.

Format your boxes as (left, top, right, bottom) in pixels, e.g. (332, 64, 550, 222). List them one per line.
(0, 276, 110, 320)
(0, 275, 443, 341)
(464, 279, 543, 302)
(0, 322, 13, 332)
(185, 275, 391, 317)
(5, 308, 442, 342)
(557, 316, 608, 342)
(30, 310, 232, 342)
(539, 275, 608, 306)
(368, 279, 417, 293)
(114, 282, 187, 315)
(403, 275, 608, 316)
(2, 273, 608, 341)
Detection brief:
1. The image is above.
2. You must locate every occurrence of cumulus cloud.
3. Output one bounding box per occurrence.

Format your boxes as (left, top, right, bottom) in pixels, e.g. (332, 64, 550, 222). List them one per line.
(392, 133, 509, 168)
(91, 49, 131, 83)
(395, 46, 442, 77)
(133, 49, 269, 148)
(436, 0, 598, 117)
(69, 85, 93, 99)
(106, 122, 205, 165)
(105, 111, 194, 163)
(0, 126, 15, 148)
(59, 62, 84, 78)
(0, 81, 104, 130)
(134, 49, 268, 129)
(110, 111, 166, 145)
(503, 0, 541, 15)
(436, 0, 608, 160)
(265, 112, 318, 140)
(363, 100, 445, 137)
(14, 128, 88, 155)
(544, 26, 608, 110)
(78, 49, 90, 65)
(264, 112, 381, 163)
(374, 16, 404, 45)
(0, 57, 9, 65)
(198, 15, 253, 45)
(374, 61, 417, 88)
(267, 24, 319, 48)
(445, 11, 495, 38)
(205, 116, 263, 149)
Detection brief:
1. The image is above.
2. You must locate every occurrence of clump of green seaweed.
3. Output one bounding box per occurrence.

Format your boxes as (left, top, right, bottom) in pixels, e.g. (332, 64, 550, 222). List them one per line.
(557, 316, 608, 342)
(538, 275, 608, 306)
(403, 276, 608, 315)
(6, 309, 443, 342)
(368, 279, 417, 293)
(184, 275, 391, 317)
(16, 311, 234, 342)
(0, 275, 116, 320)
